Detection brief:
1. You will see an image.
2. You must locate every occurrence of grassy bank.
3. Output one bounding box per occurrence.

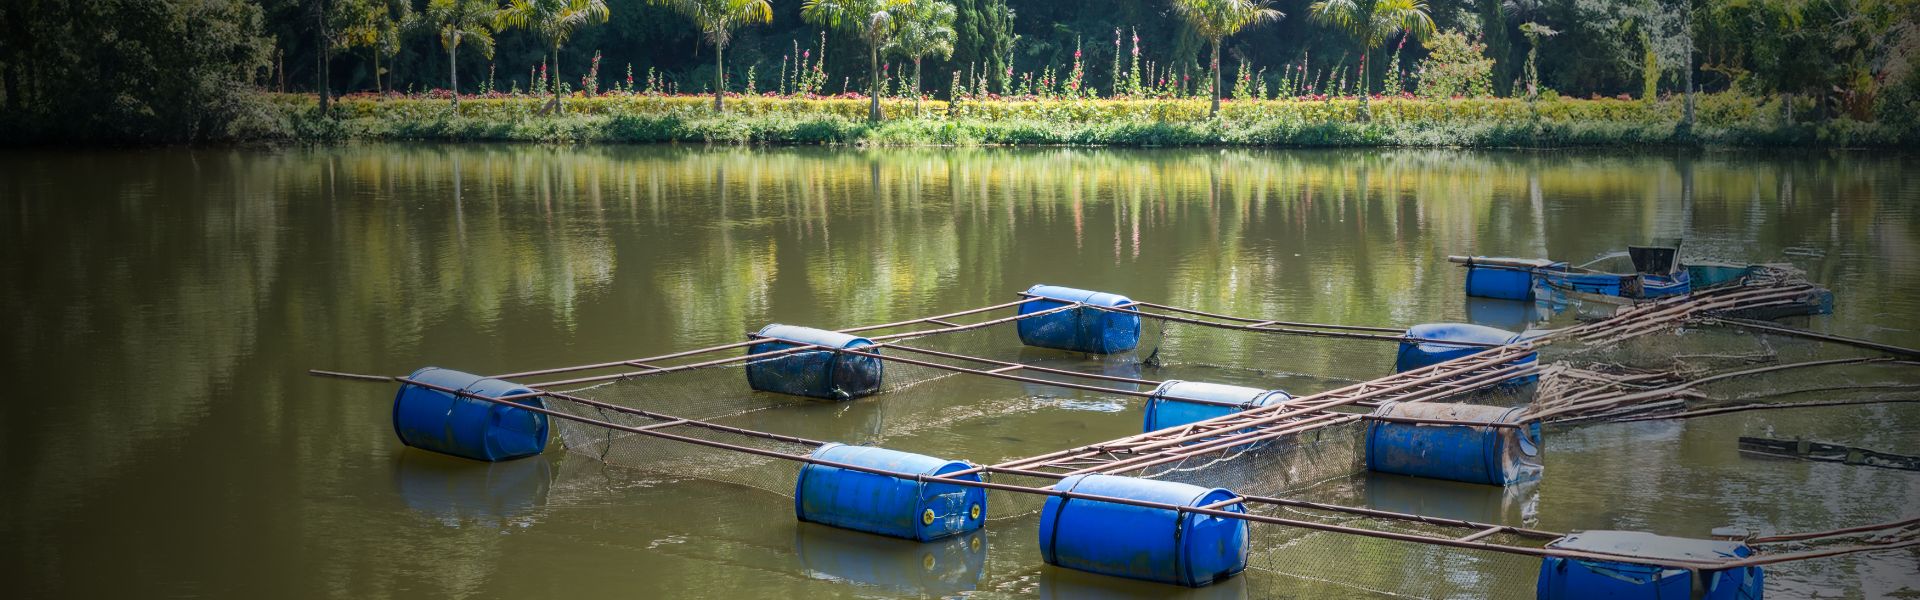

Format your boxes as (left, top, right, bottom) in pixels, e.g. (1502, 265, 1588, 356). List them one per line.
(250, 94, 1918, 148)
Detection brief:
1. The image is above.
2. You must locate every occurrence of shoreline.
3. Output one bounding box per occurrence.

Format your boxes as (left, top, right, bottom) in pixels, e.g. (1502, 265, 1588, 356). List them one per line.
(16, 93, 1920, 149)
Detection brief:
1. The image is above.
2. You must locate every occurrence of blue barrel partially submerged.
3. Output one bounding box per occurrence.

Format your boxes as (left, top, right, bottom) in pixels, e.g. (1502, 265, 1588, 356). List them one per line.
(1365, 401, 1542, 486)
(747, 324, 885, 400)
(392, 367, 549, 462)
(794, 443, 986, 542)
(1142, 380, 1291, 433)
(1017, 285, 1141, 354)
(1538, 531, 1764, 600)
(1039, 474, 1249, 587)
(1396, 323, 1538, 385)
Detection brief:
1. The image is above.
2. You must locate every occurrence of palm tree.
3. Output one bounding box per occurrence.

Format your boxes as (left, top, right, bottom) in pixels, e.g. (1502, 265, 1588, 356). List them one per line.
(424, 0, 497, 109)
(884, 0, 957, 115)
(1308, 0, 1434, 120)
(802, 0, 912, 122)
(1170, 0, 1284, 117)
(651, 0, 775, 112)
(495, 0, 610, 115)
(336, 0, 413, 94)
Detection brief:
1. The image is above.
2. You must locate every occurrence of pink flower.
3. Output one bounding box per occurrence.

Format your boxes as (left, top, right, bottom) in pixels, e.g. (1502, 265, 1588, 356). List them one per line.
(803, 50, 810, 59)
(1074, 49, 1082, 59)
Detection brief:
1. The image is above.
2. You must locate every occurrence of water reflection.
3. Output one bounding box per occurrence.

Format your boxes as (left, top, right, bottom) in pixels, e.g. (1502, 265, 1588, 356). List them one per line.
(393, 450, 557, 528)
(1364, 472, 1540, 527)
(795, 526, 988, 596)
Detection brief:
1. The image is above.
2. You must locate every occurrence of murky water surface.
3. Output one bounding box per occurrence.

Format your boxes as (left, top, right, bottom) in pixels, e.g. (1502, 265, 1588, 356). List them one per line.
(3, 146, 1916, 598)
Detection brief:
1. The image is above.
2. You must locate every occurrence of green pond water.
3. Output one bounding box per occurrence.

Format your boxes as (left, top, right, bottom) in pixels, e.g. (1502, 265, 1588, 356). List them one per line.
(2, 145, 1916, 599)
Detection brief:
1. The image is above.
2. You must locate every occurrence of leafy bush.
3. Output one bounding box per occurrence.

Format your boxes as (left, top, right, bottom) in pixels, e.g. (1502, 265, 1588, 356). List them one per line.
(1415, 30, 1496, 100)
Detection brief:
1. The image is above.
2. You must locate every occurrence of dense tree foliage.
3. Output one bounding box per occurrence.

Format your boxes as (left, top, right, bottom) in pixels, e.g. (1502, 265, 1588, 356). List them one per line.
(1, 0, 1916, 143)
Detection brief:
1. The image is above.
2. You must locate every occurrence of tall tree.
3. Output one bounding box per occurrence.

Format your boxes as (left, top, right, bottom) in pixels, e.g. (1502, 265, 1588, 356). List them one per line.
(803, 0, 912, 122)
(1170, 0, 1285, 116)
(886, 0, 957, 114)
(1478, 0, 1513, 95)
(650, 0, 774, 112)
(952, 0, 1016, 93)
(423, 0, 496, 108)
(1310, 0, 1435, 119)
(495, 0, 610, 114)
(335, 0, 412, 93)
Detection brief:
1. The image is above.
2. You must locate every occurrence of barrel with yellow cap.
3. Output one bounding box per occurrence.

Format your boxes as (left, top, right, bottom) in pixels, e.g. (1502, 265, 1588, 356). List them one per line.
(794, 443, 987, 542)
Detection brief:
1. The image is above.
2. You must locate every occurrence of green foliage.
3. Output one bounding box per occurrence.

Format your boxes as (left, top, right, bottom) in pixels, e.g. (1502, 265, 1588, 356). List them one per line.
(238, 92, 1913, 148)
(1, 0, 274, 143)
(1415, 30, 1495, 99)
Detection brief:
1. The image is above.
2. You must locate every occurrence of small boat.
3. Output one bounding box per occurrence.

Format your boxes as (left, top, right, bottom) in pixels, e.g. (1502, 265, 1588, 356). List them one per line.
(1684, 260, 1758, 290)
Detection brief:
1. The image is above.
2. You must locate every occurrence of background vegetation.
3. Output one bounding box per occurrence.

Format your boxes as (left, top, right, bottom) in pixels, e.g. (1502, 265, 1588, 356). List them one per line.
(2, 0, 1916, 144)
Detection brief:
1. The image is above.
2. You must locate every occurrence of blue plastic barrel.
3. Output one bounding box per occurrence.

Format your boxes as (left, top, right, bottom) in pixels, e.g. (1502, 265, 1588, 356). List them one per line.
(794, 443, 986, 542)
(392, 367, 549, 462)
(746, 324, 885, 400)
(1017, 285, 1141, 354)
(1142, 380, 1291, 433)
(1538, 531, 1764, 600)
(1395, 323, 1538, 386)
(1039, 474, 1249, 587)
(1365, 401, 1542, 485)
(1462, 257, 1566, 300)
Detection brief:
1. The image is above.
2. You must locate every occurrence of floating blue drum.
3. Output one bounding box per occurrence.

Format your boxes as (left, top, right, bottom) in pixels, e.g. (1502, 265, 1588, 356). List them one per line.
(1142, 380, 1292, 433)
(1039, 474, 1249, 587)
(1365, 401, 1542, 486)
(794, 443, 986, 542)
(392, 367, 549, 462)
(1395, 323, 1539, 385)
(746, 324, 885, 400)
(1463, 257, 1564, 301)
(1017, 285, 1141, 354)
(1538, 531, 1764, 600)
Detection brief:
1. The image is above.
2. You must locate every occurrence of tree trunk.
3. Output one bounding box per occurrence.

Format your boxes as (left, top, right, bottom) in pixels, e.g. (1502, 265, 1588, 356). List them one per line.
(316, 1, 330, 113)
(868, 43, 883, 122)
(1681, 2, 1694, 129)
(1781, 92, 1792, 124)
(450, 44, 459, 109)
(913, 57, 923, 115)
(373, 49, 382, 94)
(552, 45, 564, 115)
(1209, 38, 1221, 117)
(714, 41, 725, 112)
(1358, 48, 1370, 122)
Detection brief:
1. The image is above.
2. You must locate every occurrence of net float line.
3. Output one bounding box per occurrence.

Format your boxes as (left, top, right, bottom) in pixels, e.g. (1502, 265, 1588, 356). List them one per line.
(308, 367, 1748, 570)
(310, 367, 1911, 572)
(981, 277, 1830, 479)
(495, 292, 1518, 387)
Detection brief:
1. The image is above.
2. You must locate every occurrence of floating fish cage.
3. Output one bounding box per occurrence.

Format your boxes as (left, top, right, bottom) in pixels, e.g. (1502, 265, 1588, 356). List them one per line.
(310, 271, 1909, 599)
